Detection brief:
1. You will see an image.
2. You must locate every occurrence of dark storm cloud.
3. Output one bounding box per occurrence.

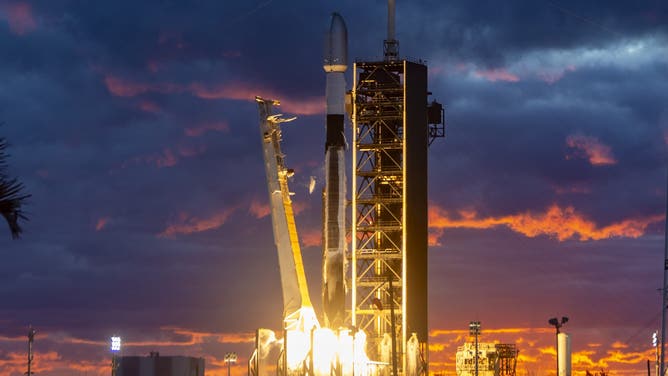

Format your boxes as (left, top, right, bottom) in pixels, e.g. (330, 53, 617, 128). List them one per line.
(29, 1, 335, 98)
(428, 32, 667, 222)
(0, 0, 306, 338)
(399, 0, 668, 67)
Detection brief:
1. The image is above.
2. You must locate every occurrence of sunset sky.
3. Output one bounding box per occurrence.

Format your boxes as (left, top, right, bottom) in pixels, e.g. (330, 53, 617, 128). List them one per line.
(1, 0, 667, 375)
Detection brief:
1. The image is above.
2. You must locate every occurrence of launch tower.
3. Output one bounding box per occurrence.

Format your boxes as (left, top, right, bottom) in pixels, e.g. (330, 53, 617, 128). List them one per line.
(350, 1, 444, 375)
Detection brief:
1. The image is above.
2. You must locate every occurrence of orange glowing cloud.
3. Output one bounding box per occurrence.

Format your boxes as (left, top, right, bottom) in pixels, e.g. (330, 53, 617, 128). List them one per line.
(473, 68, 520, 82)
(300, 228, 322, 247)
(189, 82, 324, 115)
(121, 144, 206, 169)
(0, 334, 32, 342)
(566, 134, 617, 166)
(0, 350, 104, 376)
(103, 74, 324, 115)
(1, 2, 37, 35)
(153, 148, 178, 167)
(95, 217, 110, 231)
(249, 198, 271, 219)
(159, 208, 236, 237)
(58, 336, 105, 346)
(104, 75, 179, 97)
(429, 228, 444, 246)
(428, 204, 663, 242)
(138, 100, 161, 113)
(163, 327, 254, 345)
(292, 201, 309, 215)
(184, 122, 229, 137)
(0, 352, 26, 374)
(176, 144, 207, 157)
(248, 197, 307, 220)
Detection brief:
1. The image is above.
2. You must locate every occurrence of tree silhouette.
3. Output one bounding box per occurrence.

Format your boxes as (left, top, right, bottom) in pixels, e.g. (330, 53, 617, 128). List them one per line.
(0, 135, 29, 238)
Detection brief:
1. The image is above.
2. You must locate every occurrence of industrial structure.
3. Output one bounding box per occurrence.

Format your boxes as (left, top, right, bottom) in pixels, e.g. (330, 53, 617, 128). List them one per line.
(455, 343, 519, 376)
(254, 97, 318, 334)
(249, 1, 443, 375)
(349, 0, 444, 374)
(250, 98, 371, 376)
(116, 352, 205, 376)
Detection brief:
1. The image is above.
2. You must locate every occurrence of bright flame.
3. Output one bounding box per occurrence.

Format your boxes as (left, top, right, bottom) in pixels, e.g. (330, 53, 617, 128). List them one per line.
(285, 330, 309, 371)
(353, 330, 370, 376)
(258, 326, 373, 376)
(339, 330, 354, 375)
(313, 329, 338, 376)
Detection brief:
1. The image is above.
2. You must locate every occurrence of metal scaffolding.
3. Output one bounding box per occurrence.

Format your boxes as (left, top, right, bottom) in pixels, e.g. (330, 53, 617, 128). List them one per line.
(352, 60, 406, 372)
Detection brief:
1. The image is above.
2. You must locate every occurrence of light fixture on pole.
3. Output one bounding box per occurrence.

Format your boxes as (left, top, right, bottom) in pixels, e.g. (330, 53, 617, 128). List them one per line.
(469, 321, 481, 376)
(110, 336, 121, 376)
(224, 352, 237, 376)
(548, 317, 568, 376)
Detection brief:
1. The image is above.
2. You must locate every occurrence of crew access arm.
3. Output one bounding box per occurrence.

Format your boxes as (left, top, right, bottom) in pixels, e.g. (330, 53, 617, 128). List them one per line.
(255, 97, 319, 332)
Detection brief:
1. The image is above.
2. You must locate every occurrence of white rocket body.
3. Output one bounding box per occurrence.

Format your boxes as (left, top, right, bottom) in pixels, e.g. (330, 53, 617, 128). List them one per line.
(322, 12, 348, 329)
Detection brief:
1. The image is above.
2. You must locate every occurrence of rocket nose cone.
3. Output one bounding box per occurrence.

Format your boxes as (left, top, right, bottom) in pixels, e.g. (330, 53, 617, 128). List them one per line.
(329, 12, 347, 38)
(323, 12, 348, 72)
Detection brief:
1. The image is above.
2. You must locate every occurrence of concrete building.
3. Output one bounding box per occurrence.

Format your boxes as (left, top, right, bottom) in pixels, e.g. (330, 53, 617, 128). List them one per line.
(117, 352, 205, 376)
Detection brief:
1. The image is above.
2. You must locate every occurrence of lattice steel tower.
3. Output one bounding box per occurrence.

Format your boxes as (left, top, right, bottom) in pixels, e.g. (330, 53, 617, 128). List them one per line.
(349, 1, 444, 375)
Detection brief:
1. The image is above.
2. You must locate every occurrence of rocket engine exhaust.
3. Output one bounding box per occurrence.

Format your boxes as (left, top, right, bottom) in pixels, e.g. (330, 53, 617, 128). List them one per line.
(322, 12, 348, 329)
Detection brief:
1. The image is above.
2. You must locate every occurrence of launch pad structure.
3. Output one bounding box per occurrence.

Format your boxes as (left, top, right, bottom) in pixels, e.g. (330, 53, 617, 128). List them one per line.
(350, 53, 443, 376)
(248, 2, 444, 376)
(349, 1, 444, 375)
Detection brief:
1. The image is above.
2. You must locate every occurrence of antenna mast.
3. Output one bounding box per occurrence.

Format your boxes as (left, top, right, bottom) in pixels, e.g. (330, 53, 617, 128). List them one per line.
(384, 0, 399, 60)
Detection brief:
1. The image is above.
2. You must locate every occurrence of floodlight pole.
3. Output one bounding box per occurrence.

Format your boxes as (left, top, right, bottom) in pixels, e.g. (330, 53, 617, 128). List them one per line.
(555, 325, 559, 376)
(225, 352, 237, 376)
(110, 336, 121, 376)
(549, 317, 568, 376)
(27, 326, 35, 376)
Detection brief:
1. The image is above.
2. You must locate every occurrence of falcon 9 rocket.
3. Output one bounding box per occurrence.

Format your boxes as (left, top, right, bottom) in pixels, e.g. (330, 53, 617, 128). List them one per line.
(322, 13, 348, 329)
